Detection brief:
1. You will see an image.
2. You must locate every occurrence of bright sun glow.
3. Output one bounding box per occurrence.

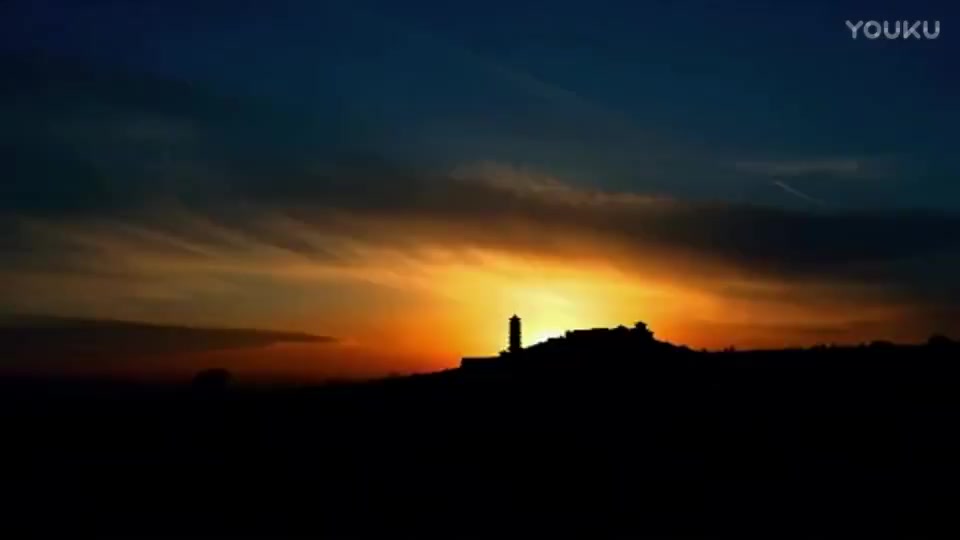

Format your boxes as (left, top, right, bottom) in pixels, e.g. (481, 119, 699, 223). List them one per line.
(527, 328, 566, 346)
(420, 249, 675, 355)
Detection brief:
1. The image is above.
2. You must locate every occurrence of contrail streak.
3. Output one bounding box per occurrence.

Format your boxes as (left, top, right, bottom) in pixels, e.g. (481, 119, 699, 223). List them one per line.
(773, 180, 826, 206)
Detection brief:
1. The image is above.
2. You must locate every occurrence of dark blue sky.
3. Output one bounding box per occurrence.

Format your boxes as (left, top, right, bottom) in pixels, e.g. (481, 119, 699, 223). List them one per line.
(3, 0, 957, 207)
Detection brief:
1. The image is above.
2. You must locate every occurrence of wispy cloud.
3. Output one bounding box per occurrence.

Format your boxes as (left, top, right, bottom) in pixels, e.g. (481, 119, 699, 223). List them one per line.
(772, 180, 827, 206)
(736, 158, 864, 177)
(0, 315, 335, 372)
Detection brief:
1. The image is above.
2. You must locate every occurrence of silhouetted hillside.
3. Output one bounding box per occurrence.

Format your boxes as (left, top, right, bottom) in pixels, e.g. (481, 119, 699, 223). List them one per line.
(4, 323, 960, 538)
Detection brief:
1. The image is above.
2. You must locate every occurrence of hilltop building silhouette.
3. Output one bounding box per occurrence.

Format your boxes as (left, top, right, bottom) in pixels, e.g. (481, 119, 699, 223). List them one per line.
(460, 316, 659, 369)
(460, 314, 524, 368)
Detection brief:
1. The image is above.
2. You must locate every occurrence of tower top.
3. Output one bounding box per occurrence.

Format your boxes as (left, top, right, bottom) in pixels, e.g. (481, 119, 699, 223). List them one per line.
(508, 314, 522, 353)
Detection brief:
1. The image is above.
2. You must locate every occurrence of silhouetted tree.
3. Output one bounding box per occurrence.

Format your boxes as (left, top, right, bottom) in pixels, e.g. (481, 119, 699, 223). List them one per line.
(632, 321, 654, 341)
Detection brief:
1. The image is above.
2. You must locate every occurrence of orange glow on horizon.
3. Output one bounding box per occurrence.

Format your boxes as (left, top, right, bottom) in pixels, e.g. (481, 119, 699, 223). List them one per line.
(9, 217, 927, 380)
(296, 247, 920, 370)
(388, 249, 685, 359)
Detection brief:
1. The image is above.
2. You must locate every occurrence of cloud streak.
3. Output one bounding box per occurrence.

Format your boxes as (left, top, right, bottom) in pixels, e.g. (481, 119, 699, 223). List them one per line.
(772, 180, 826, 206)
(737, 158, 864, 177)
(7, 160, 959, 322)
(0, 315, 335, 373)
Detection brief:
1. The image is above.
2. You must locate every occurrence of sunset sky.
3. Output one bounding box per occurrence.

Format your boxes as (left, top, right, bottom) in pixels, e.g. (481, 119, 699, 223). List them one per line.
(2, 0, 959, 380)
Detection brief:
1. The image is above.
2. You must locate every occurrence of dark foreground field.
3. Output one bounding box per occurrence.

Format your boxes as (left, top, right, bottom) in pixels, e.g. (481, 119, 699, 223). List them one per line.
(5, 341, 960, 538)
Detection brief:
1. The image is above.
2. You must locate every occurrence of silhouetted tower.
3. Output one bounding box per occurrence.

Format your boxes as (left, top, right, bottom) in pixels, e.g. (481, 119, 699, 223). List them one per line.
(509, 314, 522, 353)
